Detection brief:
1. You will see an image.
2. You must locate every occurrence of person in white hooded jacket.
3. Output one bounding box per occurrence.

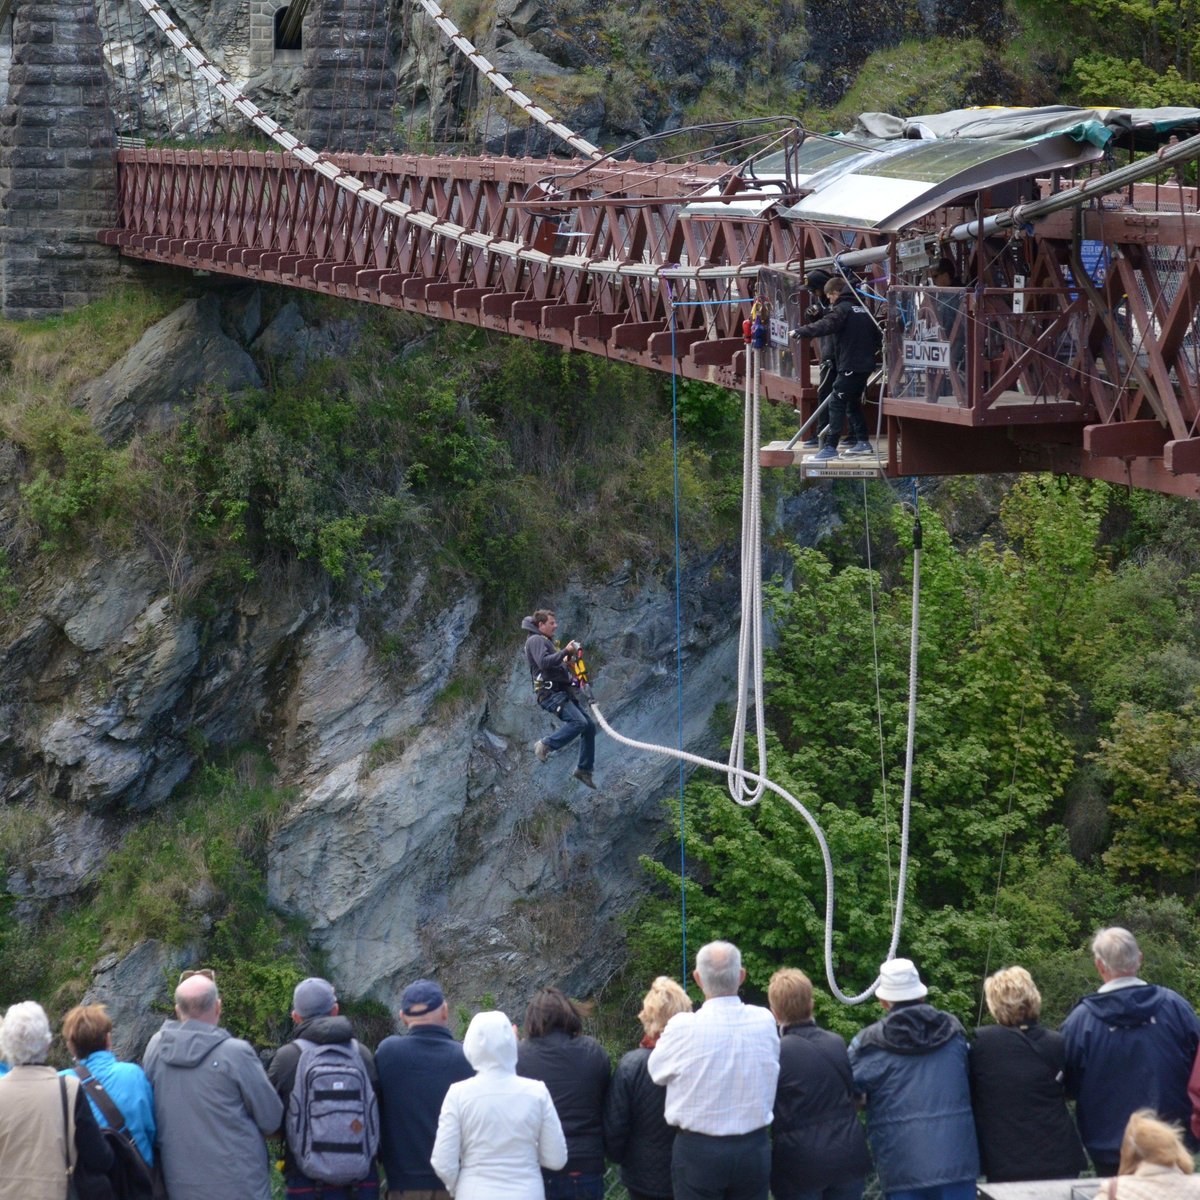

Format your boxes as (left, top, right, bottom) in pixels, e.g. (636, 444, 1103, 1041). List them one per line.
(431, 1010, 567, 1200)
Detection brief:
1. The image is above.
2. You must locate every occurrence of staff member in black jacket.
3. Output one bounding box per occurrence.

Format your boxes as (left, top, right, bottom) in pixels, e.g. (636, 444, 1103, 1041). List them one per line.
(790, 278, 882, 462)
(605, 977, 694, 1200)
(970, 966, 1087, 1183)
(516, 987, 611, 1200)
(768, 968, 871, 1200)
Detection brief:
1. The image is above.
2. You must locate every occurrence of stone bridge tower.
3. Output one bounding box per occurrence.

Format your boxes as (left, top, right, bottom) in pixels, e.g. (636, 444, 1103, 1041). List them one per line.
(0, 0, 119, 319)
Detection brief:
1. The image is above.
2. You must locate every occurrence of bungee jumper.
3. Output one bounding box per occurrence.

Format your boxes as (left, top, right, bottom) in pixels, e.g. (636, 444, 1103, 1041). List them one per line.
(521, 610, 598, 789)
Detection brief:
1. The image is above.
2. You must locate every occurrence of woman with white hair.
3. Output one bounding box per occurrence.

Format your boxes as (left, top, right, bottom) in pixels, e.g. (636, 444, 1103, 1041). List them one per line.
(0, 1001, 114, 1200)
(431, 1010, 567, 1199)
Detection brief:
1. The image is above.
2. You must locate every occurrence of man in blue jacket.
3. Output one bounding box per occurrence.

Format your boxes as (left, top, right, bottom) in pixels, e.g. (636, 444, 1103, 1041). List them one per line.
(375, 979, 473, 1199)
(848, 959, 977, 1200)
(1061, 926, 1200, 1175)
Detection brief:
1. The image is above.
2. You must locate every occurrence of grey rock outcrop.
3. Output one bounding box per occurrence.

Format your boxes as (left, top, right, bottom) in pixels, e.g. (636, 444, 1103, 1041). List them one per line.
(76, 293, 262, 444)
(83, 940, 199, 1059)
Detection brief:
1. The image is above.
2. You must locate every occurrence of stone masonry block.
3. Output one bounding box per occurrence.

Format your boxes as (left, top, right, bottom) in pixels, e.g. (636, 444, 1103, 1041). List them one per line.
(6, 147, 64, 169)
(21, 44, 95, 66)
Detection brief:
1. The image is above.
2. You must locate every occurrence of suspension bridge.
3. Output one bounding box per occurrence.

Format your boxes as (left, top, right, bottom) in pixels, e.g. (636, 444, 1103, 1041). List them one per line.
(6, 0, 1200, 497)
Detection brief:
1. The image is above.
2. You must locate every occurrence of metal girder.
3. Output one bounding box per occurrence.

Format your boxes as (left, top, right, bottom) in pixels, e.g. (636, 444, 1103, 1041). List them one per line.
(102, 147, 1200, 497)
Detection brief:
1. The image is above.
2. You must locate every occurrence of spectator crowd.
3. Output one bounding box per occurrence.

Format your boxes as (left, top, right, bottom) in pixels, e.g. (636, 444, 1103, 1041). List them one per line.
(2, 926, 1200, 1200)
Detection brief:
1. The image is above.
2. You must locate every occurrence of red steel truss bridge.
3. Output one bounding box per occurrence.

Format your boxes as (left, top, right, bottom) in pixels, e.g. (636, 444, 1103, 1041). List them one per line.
(99, 0, 1200, 499)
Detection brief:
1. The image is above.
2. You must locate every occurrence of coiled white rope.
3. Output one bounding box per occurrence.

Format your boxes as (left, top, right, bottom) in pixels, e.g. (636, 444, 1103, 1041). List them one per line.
(726, 345, 767, 804)
(127, 0, 769, 283)
(591, 351, 922, 1004)
(410, 0, 603, 161)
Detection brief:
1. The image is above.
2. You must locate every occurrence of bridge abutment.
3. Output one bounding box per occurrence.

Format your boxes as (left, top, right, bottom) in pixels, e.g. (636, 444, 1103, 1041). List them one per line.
(0, 0, 118, 320)
(297, 0, 397, 152)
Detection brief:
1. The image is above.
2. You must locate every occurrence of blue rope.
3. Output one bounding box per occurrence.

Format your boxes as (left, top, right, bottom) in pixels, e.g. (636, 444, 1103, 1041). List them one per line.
(669, 296, 688, 985)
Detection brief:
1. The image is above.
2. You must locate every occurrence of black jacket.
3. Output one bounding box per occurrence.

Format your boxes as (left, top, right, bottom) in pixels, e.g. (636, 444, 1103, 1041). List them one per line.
(603, 1046, 675, 1198)
(970, 1022, 1087, 1183)
(517, 1031, 611, 1175)
(792, 294, 881, 374)
(375, 1023, 473, 1192)
(73, 1086, 117, 1200)
(771, 1023, 871, 1197)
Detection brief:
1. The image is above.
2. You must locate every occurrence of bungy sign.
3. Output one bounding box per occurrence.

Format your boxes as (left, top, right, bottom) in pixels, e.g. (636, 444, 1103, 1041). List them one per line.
(903, 333, 951, 370)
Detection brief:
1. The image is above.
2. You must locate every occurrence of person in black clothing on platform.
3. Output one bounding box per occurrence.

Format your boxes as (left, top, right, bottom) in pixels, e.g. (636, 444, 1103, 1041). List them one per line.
(604, 976, 694, 1200)
(969, 966, 1086, 1183)
(768, 969, 871, 1200)
(522, 609, 597, 789)
(790, 277, 882, 461)
(798, 269, 837, 449)
(517, 987, 612, 1200)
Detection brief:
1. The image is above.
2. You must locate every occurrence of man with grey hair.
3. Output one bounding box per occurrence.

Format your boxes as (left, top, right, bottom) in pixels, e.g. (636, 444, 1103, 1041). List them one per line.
(647, 941, 780, 1200)
(143, 971, 284, 1200)
(1061, 926, 1200, 1174)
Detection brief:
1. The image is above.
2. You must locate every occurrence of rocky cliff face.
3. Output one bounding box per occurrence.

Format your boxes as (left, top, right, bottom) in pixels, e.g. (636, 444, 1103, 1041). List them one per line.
(1, 288, 837, 1032)
(14, 0, 1000, 149)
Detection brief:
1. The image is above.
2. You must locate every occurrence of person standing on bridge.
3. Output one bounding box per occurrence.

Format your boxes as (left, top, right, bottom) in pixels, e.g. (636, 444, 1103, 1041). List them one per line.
(790, 278, 881, 462)
(522, 609, 597, 790)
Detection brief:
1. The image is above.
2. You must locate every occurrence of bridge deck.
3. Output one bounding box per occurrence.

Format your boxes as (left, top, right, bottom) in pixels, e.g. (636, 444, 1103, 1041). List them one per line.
(102, 149, 1200, 498)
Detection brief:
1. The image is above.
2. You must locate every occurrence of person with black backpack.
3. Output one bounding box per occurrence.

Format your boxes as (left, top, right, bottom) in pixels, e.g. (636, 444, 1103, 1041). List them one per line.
(268, 977, 382, 1200)
(61, 1004, 157, 1200)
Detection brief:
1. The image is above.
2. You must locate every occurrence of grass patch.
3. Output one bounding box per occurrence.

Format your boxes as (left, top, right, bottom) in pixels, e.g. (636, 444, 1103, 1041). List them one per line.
(0, 283, 189, 407)
(815, 37, 990, 126)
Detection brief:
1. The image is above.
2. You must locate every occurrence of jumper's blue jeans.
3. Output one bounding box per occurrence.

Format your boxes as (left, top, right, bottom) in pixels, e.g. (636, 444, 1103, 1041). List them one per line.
(539, 692, 595, 771)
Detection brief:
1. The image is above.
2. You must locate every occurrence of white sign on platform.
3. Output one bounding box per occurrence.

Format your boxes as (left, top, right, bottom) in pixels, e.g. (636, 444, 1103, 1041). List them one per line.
(903, 338, 951, 369)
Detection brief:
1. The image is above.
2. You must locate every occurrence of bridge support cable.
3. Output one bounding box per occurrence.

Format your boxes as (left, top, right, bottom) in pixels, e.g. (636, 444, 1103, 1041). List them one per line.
(408, 0, 603, 161)
(727, 345, 768, 805)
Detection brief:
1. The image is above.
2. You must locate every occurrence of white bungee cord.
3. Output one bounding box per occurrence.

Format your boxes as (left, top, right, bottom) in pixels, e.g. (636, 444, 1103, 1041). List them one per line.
(593, 343, 922, 1006)
(726, 339, 768, 805)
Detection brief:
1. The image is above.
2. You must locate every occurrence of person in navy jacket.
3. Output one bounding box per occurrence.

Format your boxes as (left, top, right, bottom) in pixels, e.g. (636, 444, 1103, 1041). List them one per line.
(1062, 927, 1200, 1175)
(848, 959, 978, 1200)
(375, 978, 474, 1198)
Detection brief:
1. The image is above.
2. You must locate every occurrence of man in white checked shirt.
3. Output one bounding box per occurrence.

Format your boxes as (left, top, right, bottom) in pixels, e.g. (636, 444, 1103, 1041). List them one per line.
(647, 941, 780, 1200)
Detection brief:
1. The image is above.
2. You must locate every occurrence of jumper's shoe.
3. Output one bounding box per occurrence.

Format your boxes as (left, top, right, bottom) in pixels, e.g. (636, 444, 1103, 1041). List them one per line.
(812, 445, 839, 461)
(843, 441, 874, 456)
(573, 769, 598, 790)
(534, 740, 551, 763)
(802, 437, 820, 449)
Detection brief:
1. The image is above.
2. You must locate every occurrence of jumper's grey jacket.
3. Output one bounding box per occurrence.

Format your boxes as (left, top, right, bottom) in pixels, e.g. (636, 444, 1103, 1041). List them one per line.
(143, 1019, 284, 1200)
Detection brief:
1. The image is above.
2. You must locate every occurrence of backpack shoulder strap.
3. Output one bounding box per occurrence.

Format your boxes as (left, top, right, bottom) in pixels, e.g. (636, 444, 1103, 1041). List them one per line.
(73, 1061, 129, 1134)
